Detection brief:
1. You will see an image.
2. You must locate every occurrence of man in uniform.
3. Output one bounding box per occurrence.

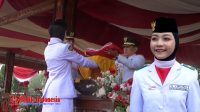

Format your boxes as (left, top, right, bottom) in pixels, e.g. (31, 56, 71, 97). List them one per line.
(108, 37, 145, 82)
(42, 19, 98, 112)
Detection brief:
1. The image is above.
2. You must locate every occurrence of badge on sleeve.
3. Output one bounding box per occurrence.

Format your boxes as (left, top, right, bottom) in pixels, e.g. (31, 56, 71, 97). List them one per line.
(169, 84, 189, 91)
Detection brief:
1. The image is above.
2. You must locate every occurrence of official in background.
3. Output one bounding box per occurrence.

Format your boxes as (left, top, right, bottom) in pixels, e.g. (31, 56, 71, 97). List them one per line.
(42, 20, 98, 112)
(108, 37, 145, 82)
(130, 17, 200, 112)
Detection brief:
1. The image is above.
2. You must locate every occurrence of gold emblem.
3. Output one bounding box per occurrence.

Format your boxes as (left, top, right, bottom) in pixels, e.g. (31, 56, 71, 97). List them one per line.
(124, 37, 127, 42)
(151, 21, 156, 31)
(69, 32, 74, 37)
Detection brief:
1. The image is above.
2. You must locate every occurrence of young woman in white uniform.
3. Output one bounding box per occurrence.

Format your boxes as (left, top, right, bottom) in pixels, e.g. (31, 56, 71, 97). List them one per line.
(130, 17, 200, 112)
(42, 20, 98, 112)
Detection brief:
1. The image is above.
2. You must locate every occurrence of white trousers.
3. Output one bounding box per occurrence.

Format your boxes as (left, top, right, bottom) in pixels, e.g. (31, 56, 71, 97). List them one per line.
(42, 98, 73, 112)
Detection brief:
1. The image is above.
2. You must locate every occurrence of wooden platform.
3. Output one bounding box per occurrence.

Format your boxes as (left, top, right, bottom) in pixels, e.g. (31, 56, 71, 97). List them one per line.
(74, 95, 114, 112)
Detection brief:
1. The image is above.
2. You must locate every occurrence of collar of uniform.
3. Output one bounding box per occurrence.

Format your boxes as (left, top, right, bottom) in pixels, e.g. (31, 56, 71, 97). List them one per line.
(48, 37, 63, 45)
(147, 61, 181, 86)
(154, 58, 175, 68)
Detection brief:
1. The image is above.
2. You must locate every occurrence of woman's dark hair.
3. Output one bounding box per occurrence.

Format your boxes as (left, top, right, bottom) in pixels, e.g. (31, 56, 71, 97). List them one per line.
(48, 20, 66, 40)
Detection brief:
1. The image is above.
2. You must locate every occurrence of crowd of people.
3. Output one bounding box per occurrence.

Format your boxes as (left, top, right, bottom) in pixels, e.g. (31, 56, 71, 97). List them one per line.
(42, 17, 200, 112)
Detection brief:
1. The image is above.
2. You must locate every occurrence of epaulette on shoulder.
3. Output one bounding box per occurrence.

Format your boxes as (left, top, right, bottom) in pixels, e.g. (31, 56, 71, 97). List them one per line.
(181, 63, 196, 71)
(136, 64, 150, 71)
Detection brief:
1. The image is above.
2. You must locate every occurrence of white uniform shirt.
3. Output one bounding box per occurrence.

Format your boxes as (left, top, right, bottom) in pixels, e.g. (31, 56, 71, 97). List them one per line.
(43, 38, 98, 98)
(71, 62, 80, 80)
(116, 54, 145, 82)
(130, 61, 200, 112)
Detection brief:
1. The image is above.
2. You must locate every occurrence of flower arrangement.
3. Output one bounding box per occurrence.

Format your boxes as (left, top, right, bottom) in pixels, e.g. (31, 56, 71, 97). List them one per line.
(93, 68, 133, 112)
(108, 78, 132, 112)
(14, 71, 47, 112)
(93, 68, 117, 98)
(16, 104, 42, 112)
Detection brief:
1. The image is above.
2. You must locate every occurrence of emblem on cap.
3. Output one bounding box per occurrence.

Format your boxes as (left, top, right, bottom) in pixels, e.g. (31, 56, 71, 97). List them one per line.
(151, 17, 178, 33)
(151, 21, 156, 31)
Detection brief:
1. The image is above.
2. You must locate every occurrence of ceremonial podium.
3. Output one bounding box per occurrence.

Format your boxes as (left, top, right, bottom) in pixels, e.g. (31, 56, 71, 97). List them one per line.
(74, 95, 114, 112)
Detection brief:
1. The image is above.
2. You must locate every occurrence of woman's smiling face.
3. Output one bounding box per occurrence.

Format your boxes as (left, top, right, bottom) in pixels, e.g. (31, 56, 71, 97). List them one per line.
(150, 32, 175, 60)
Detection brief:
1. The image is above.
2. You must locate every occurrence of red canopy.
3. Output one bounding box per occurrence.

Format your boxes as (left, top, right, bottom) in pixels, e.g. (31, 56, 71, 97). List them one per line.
(0, 0, 200, 67)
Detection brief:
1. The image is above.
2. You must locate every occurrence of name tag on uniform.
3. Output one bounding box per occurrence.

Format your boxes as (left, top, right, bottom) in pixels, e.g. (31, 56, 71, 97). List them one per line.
(148, 86, 156, 90)
(169, 84, 189, 91)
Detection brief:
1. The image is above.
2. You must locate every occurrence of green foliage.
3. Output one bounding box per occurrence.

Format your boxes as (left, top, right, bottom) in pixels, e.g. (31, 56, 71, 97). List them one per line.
(0, 64, 5, 88)
(28, 71, 47, 96)
(16, 71, 47, 112)
(12, 78, 27, 93)
(0, 65, 47, 112)
(1, 64, 27, 93)
(17, 104, 42, 112)
(114, 103, 126, 112)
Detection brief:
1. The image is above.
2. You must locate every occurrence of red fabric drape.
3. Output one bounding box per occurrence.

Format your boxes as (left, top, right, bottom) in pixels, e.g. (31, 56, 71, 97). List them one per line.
(13, 66, 37, 79)
(85, 42, 123, 59)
